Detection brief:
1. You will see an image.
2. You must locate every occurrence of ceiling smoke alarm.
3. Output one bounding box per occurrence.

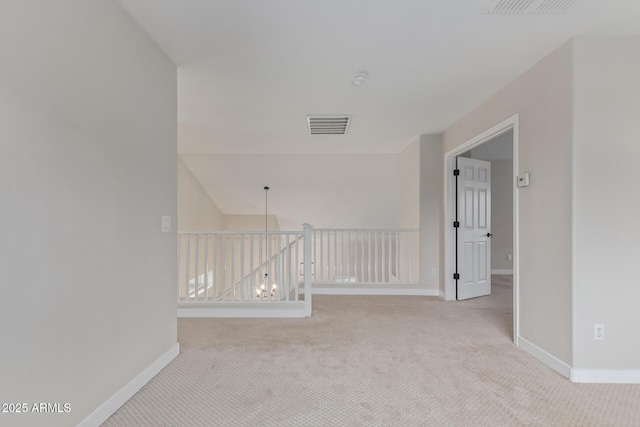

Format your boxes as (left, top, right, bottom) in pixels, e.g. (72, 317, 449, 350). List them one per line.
(352, 73, 368, 86)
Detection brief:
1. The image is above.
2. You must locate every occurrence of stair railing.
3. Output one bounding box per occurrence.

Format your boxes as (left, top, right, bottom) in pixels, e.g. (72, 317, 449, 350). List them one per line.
(219, 233, 304, 301)
(178, 228, 310, 304)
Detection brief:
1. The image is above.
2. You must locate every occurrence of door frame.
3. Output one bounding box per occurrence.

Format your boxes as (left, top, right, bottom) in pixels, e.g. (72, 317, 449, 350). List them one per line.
(443, 114, 520, 344)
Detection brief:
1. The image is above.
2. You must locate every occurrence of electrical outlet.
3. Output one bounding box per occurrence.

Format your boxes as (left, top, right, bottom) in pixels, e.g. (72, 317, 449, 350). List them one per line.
(431, 268, 437, 277)
(507, 254, 513, 261)
(594, 324, 604, 341)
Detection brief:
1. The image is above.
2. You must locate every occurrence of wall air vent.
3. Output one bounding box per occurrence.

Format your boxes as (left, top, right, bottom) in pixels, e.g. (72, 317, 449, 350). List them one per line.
(486, 0, 577, 15)
(307, 115, 351, 135)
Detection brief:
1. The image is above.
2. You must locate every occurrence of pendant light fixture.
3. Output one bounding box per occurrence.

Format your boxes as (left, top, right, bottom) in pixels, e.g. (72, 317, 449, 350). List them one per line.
(256, 186, 277, 298)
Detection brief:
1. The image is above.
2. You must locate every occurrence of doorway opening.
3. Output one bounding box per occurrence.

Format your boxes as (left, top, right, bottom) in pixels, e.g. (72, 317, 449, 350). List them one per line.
(443, 115, 519, 344)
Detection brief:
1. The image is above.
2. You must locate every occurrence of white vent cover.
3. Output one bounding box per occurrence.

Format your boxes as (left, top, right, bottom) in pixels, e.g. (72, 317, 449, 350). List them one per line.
(486, 0, 577, 15)
(307, 115, 351, 135)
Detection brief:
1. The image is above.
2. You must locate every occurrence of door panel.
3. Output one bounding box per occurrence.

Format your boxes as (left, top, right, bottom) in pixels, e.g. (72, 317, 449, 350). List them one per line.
(479, 189, 488, 228)
(457, 157, 491, 300)
(478, 241, 488, 282)
(464, 243, 474, 281)
(465, 188, 474, 226)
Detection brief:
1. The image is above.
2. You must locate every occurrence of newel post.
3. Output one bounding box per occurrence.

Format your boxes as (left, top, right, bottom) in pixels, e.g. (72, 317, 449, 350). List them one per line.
(302, 223, 313, 316)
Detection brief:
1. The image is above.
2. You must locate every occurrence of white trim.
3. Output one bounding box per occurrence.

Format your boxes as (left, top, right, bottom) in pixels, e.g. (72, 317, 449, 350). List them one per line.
(313, 227, 419, 232)
(444, 155, 457, 302)
(77, 343, 179, 427)
(518, 336, 571, 379)
(177, 302, 306, 318)
(304, 283, 439, 296)
(570, 94, 577, 371)
(570, 369, 640, 384)
(512, 117, 520, 347)
(491, 269, 513, 275)
(443, 114, 520, 343)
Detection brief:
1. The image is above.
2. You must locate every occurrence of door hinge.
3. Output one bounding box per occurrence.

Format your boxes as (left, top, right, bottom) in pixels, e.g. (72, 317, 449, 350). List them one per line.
(453, 273, 460, 280)
(453, 169, 460, 176)
(453, 221, 460, 228)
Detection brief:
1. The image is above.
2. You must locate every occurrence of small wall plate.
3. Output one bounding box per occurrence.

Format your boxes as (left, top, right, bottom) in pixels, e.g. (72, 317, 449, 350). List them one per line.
(517, 172, 530, 188)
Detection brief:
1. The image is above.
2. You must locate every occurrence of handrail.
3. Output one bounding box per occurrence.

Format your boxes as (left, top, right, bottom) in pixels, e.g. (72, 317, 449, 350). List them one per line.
(178, 231, 302, 235)
(219, 233, 304, 301)
(313, 228, 418, 232)
(178, 230, 306, 302)
(178, 225, 418, 313)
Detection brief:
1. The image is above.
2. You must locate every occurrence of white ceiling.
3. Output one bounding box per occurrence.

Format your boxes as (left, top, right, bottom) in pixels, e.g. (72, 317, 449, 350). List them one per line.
(117, 0, 640, 229)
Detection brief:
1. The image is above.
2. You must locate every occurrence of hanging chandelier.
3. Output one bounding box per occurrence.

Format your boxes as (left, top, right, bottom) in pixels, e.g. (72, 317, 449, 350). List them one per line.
(256, 186, 277, 298)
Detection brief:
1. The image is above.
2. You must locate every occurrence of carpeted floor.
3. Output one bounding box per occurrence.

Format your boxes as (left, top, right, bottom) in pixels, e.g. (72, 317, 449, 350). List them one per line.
(103, 276, 640, 426)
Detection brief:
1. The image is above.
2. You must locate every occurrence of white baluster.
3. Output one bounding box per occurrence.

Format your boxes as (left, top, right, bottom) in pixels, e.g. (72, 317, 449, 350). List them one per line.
(204, 234, 209, 300)
(185, 235, 191, 300)
(294, 234, 299, 301)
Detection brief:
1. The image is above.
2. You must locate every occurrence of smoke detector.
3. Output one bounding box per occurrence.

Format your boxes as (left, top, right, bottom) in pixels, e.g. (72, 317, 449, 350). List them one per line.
(352, 73, 368, 86)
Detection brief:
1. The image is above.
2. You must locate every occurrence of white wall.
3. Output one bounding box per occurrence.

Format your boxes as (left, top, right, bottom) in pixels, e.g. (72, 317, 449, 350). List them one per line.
(0, 2, 177, 426)
(420, 134, 442, 291)
(469, 130, 513, 161)
(178, 157, 224, 231)
(398, 138, 420, 229)
(443, 41, 574, 365)
(223, 215, 280, 232)
(180, 153, 401, 230)
(573, 36, 640, 370)
(397, 138, 422, 283)
(178, 158, 283, 233)
(490, 160, 513, 272)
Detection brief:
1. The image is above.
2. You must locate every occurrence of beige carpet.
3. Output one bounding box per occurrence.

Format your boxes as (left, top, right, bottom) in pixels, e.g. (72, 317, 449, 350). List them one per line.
(103, 276, 640, 426)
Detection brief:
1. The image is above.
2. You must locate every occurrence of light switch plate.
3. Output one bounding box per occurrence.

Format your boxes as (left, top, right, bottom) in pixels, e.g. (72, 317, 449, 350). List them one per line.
(161, 216, 172, 233)
(517, 172, 530, 188)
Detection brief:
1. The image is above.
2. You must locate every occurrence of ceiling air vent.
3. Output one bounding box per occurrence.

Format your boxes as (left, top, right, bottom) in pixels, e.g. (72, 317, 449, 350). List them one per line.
(486, 0, 577, 15)
(531, 0, 577, 14)
(307, 115, 351, 135)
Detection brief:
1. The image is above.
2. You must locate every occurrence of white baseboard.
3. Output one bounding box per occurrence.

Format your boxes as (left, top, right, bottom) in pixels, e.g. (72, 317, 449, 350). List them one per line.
(518, 337, 640, 384)
(517, 336, 571, 379)
(77, 343, 179, 427)
(304, 283, 439, 296)
(491, 269, 513, 275)
(570, 369, 640, 384)
(178, 302, 306, 318)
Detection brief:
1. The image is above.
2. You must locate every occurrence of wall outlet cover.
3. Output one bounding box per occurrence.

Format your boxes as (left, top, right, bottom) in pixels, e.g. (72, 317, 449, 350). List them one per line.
(594, 324, 604, 341)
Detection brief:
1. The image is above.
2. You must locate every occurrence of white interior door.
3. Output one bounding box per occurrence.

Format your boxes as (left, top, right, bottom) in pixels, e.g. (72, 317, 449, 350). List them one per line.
(457, 157, 491, 300)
